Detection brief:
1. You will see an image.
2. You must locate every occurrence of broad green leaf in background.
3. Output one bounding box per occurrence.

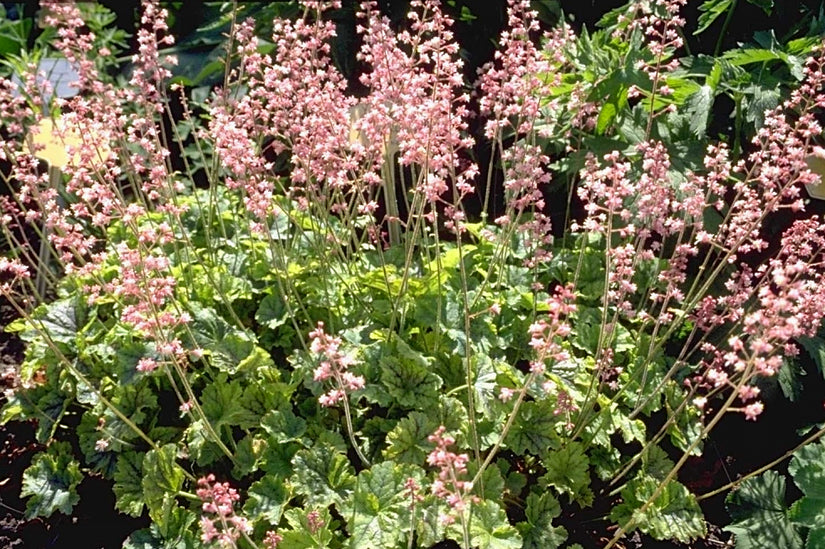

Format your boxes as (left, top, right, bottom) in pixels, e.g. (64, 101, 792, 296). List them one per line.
(21, 441, 82, 518)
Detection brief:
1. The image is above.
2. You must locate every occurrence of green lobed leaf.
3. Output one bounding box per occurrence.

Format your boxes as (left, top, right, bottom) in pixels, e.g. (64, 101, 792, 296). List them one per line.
(517, 491, 568, 549)
(379, 338, 442, 410)
(345, 461, 424, 549)
(725, 470, 802, 548)
(469, 500, 523, 549)
(201, 375, 259, 429)
(383, 411, 437, 465)
(185, 304, 254, 373)
(505, 400, 561, 455)
(21, 441, 82, 519)
(291, 443, 356, 507)
(122, 502, 198, 548)
(540, 442, 593, 507)
(260, 408, 307, 443)
(788, 439, 825, 531)
(686, 84, 714, 138)
(278, 507, 336, 549)
(612, 475, 706, 543)
(113, 451, 145, 517)
(243, 475, 291, 526)
(142, 444, 185, 529)
(256, 293, 289, 329)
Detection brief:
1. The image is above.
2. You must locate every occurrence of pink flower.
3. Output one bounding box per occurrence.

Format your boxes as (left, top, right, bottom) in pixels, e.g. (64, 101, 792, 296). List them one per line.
(136, 358, 158, 373)
(309, 322, 365, 407)
(744, 402, 764, 421)
(196, 475, 251, 545)
(426, 426, 478, 520)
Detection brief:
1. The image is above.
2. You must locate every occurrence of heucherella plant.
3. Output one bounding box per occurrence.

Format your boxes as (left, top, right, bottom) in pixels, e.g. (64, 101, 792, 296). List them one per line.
(3, 0, 825, 547)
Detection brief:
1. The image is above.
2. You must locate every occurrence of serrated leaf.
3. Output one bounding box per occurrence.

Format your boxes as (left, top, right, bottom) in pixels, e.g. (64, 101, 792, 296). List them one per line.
(613, 476, 706, 543)
(346, 461, 423, 549)
(142, 444, 185, 528)
(518, 491, 567, 549)
(505, 401, 561, 455)
(686, 85, 713, 138)
(260, 408, 307, 443)
(595, 101, 617, 136)
(201, 375, 258, 429)
(383, 411, 436, 465)
(642, 445, 674, 482)
(113, 452, 145, 517)
(695, 0, 733, 35)
(21, 441, 82, 518)
(469, 500, 522, 549)
(797, 336, 825, 380)
(291, 443, 356, 507)
(778, 358, 805, 402)
(379, 339, 442, 410)
(788, 439, 825, 530)
(540, 442, 593, 507)
(746, 0, 773, 13)
(725, 471, 802, 548)
(279, 507, 335, 549)
(244, 476, 290, 526)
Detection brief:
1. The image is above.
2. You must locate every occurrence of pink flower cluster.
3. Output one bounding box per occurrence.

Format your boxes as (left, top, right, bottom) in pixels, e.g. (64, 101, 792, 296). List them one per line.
(427, 426, 477, 524)
(196, 474, 251, 547)
(527, 284, 576, 377)
(308, 322, 365, 407)
(0, 257, 30, 296)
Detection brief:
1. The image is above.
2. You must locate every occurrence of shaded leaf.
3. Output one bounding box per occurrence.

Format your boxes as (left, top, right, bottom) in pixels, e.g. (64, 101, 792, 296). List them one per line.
(725, 470, 802, 548)
(113, 451, 145, 517)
